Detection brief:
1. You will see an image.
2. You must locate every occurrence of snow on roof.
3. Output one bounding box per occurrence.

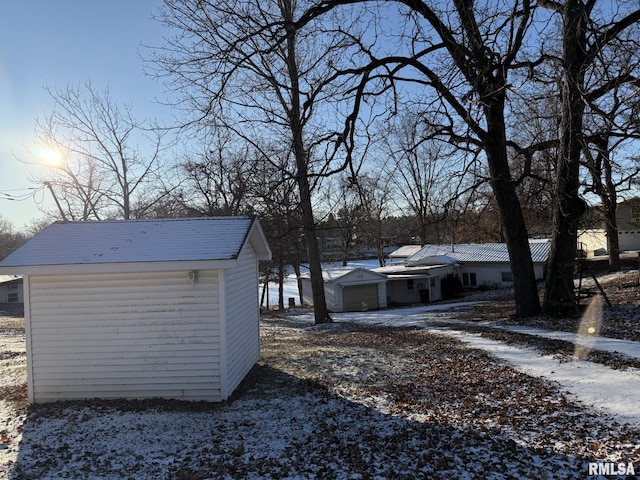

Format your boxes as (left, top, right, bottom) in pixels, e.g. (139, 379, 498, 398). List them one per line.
(300, 267, 386, 282)
(374, 263, 454, 276)
(0, 216, 270, 272)
(388, 245, 422, 258)
(406, 240, 552, 266)
(0, 275, 22, 284)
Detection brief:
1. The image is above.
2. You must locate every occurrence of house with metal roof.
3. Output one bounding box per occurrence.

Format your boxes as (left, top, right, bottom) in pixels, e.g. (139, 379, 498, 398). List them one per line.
(401, 240, 551, 289)
(0, 216, 271, 403)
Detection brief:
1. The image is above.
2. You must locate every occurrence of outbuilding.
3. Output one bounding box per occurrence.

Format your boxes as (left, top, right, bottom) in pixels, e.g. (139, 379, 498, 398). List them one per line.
(300, 267, 387, 312)
(0, 216, 271, 403)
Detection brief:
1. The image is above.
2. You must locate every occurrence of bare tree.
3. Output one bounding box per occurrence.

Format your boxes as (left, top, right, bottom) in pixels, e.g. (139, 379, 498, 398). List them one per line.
(379, 111, 478, 245)
(252, 153, 304, 310)
(0, 217, 27, 260)
(582, 90, 640, 271)
(353, 173, 392, 266)
(322, 175, 365, 265)
(537, 1, 640, 311)
(152, 0, 365, 324)
(176, 130, 260, 216)
(299, 0, 543, 316)
(31, 82, 170, 220)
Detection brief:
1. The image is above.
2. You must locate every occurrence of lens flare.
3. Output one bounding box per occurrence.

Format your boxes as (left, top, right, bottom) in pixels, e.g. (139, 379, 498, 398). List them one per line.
(574, 295, 603, 361)
(35, 147, 63, 166)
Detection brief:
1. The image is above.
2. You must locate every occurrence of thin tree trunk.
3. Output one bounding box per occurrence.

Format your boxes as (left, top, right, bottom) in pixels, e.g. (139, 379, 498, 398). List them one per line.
(605, 202, 621, 272)
(278, 248, 285, 310)
(283, 0, 331, 324)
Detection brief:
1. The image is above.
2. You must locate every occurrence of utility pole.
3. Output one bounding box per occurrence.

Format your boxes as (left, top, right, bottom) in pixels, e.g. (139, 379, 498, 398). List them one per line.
(43, 181, 68, 222)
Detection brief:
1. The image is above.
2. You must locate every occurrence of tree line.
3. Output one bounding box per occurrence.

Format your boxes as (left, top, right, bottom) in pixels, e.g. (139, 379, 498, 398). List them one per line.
(21, 0, 640, 323)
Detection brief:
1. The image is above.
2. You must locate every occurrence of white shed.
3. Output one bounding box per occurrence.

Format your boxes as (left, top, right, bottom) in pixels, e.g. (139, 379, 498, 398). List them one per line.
(300, 267, 387, 312)
(0, 216, 271, 403)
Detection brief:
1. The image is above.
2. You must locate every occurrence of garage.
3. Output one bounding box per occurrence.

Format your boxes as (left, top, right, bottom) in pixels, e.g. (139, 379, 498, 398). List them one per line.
(300, 267, 387, 313)
(342, 284, 379, 311)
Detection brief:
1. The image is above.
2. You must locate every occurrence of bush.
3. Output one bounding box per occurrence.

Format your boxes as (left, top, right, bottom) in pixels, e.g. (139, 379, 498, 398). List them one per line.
(441, 273, 463, 299)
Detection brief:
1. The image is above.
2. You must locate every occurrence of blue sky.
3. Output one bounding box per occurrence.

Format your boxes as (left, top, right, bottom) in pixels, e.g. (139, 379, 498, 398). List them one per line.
(0, 0, 170, 230)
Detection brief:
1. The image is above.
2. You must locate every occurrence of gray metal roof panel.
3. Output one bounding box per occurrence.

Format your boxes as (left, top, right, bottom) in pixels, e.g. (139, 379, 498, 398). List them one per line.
(406, 240, 551, 266)
(0, 216, 257, 268)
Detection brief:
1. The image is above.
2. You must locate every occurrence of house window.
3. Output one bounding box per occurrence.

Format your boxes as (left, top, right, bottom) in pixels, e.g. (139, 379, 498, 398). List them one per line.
(632, 205, 640, 222)
(430, 277, 437, 287)
(501, 272, 513, 283)
(8, 293, 18, 303)
(462, 272, 477, 287)
(407, 279, 414, 291)
(7, 284, 18, 291)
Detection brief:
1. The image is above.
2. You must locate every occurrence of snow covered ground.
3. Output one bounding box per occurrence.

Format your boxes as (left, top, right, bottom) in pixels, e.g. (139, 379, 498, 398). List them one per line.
(331, 305, 640, 425)
(1, 268, 638, 479)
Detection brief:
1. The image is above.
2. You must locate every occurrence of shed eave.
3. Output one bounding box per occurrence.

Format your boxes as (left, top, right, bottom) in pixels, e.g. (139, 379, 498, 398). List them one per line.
(246, 218, 272, 261)
(338, 279, 387, 287)
(0, 259, 237, 276)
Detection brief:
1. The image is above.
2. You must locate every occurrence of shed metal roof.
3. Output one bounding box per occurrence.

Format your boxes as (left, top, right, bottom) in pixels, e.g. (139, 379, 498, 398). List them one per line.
(405, 240, 551, 266)
(300, 267, 387, 283)
(0, 216, 271, 274)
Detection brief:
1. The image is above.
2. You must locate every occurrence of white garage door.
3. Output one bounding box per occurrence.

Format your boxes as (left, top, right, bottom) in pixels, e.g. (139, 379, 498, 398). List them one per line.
(342, 284, 379, 312)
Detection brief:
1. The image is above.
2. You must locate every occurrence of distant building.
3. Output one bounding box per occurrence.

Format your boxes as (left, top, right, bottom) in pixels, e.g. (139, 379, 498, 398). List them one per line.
(387, 240, 551, 290)
(0, 275, 23, 315)
(578, 198, 640, 255)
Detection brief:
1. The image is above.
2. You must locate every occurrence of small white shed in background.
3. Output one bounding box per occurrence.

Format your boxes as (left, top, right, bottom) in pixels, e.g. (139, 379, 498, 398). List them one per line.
(0, 216, 271, 403)
(300, 267, 387, 312)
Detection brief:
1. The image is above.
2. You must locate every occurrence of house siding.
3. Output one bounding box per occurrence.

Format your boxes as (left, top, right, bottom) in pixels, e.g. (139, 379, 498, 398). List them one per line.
(460, 263, 545, 288)
(28, 270, 222, 402)
(300, 278, 313, 306)
(224, 246, 260, 398)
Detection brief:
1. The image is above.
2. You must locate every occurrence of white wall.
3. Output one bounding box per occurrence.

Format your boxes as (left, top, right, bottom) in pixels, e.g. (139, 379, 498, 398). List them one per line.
(26, 270, 222, 403)
(619, 230, 640, 252)
(461, 263, 546, 288)
(462, 265, 514, 288)
(578, 229, 607, 255)
(223, 245, 261, 399)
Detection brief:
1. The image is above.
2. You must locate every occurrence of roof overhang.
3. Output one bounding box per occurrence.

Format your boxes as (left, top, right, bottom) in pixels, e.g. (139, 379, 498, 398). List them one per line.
(384, 274, 432, 280)
(0, 259, 238, 276)
(246, 218, 272, 261)
(339, 279, 387, 287)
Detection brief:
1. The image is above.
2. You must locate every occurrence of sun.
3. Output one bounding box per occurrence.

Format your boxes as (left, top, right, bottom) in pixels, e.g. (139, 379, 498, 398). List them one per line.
(36, 147, 64, 166)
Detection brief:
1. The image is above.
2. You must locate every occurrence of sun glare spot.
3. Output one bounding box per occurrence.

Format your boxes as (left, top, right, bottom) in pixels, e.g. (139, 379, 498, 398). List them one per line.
(574, 296, 603, 361)
(36, 147, 63, 166)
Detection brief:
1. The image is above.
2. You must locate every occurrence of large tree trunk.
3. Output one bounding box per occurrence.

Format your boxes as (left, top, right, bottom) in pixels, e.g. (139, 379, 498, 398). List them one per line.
(299, 180, 332, 323)
(484, 106, 541, 317)
(543, 0, 587, 313)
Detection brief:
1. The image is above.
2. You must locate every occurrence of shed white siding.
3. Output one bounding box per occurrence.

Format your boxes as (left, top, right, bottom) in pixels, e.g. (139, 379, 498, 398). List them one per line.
(223, 245, 260, 398)
(26, 270, 222, 403)
(301, 268, 387, 312)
